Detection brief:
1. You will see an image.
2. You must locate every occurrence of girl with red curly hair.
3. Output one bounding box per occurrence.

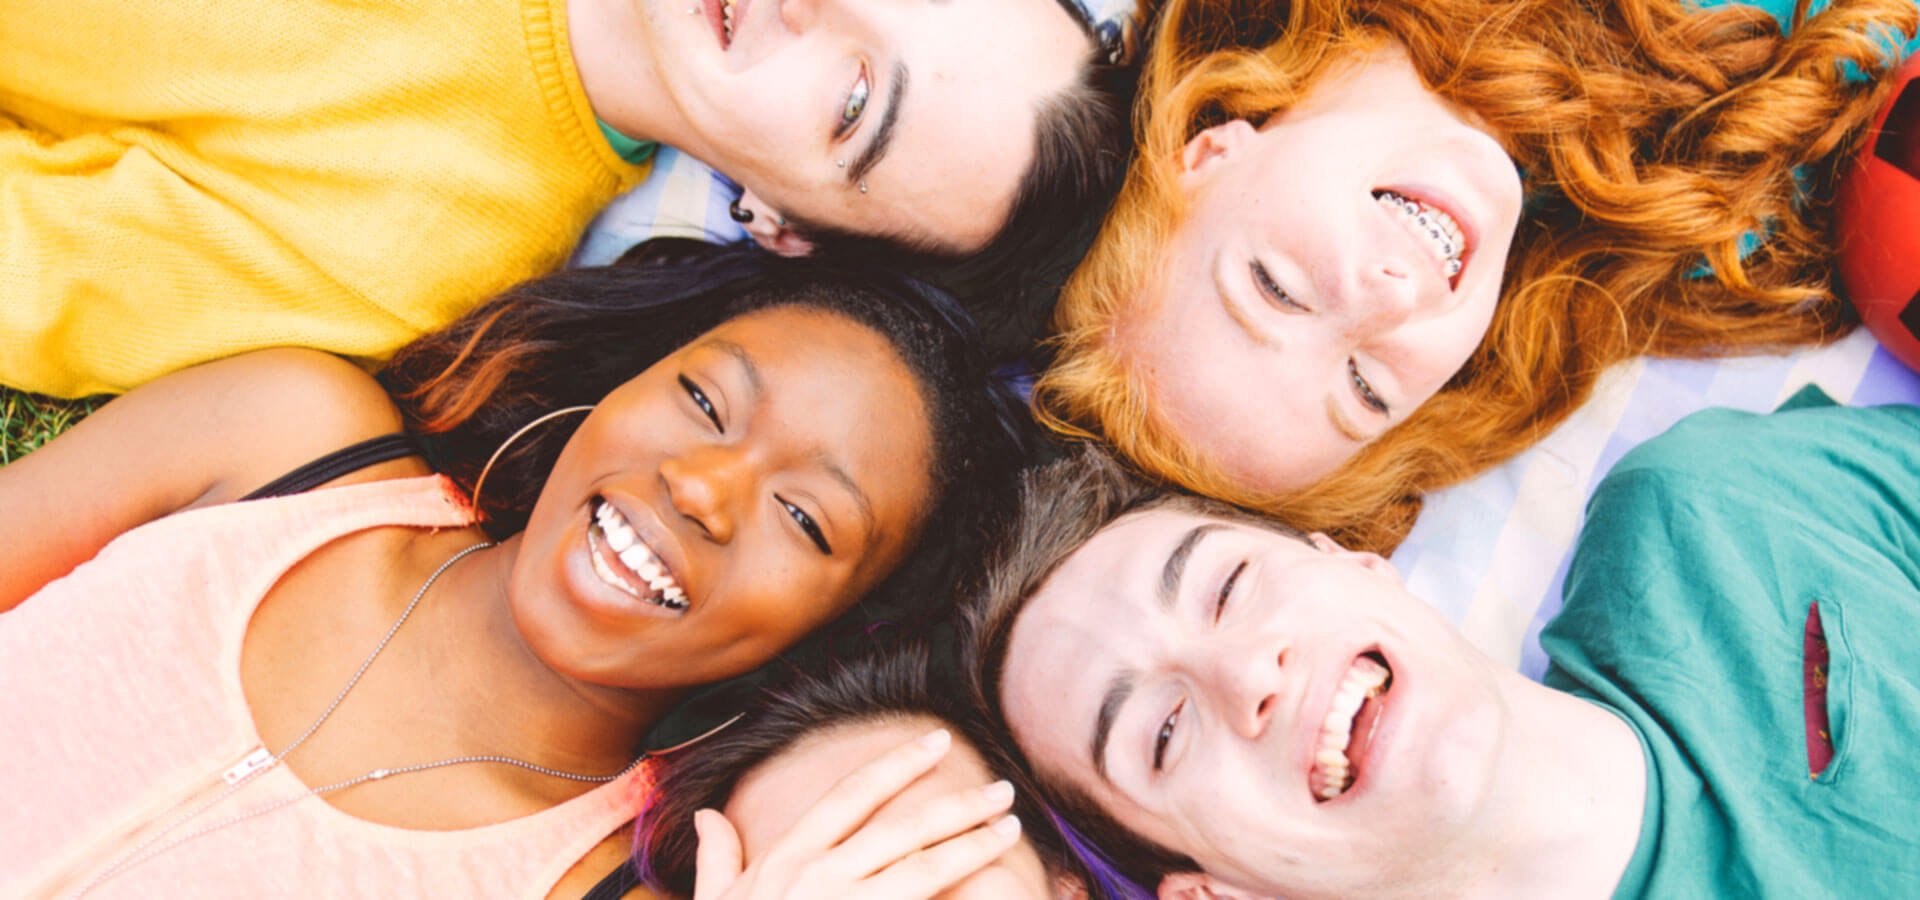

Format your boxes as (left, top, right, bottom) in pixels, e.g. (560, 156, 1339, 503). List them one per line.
(1037, 0, 1917, 551)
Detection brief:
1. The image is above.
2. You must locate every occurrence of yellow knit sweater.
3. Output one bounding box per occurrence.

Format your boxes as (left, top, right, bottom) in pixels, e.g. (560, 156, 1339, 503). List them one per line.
(0, 0, 648, 397)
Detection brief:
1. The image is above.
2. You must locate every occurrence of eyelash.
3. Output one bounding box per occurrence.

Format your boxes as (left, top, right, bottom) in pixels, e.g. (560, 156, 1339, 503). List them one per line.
(1153, 699, 1185, 772)
(1215, 560, 1247, 623)
(778, 495, 833, 556)
(1347, 358, 1389, 416)
(1251, 261, 1307, 312)
(835, 64, 871, 138)
(679, 375, 724, 432)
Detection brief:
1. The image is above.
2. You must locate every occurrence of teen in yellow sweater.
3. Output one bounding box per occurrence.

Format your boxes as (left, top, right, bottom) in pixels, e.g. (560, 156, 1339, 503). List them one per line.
(1, 0, 1125, 397)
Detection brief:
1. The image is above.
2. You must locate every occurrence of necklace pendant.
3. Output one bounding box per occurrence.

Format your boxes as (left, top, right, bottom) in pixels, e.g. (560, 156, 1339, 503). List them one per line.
(222, 746, 276, 785)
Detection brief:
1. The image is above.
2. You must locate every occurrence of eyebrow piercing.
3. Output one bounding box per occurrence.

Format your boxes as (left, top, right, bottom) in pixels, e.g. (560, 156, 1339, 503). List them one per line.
(728, 199, 754, 224)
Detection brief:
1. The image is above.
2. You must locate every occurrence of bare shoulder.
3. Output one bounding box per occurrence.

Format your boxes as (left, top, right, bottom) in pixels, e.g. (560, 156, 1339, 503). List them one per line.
(0, 349, 418, 610)
(157, 348, 419, 505)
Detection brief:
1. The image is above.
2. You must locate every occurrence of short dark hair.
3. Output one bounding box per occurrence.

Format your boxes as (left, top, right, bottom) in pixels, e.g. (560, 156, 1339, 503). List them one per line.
(631, 643, 1103, 897)
(966, 447, 1302, 889)
(803, 47, 1140, 359)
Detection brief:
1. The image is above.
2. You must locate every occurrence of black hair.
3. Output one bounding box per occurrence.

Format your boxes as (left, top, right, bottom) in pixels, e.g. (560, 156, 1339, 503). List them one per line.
(632, 642, 1102, 897)
(377, 237, 1039, 750)
(797, 46, 1141, 359)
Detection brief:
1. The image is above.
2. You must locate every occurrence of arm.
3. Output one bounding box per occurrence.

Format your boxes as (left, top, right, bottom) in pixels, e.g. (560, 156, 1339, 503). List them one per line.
(0, 348, 416, 611)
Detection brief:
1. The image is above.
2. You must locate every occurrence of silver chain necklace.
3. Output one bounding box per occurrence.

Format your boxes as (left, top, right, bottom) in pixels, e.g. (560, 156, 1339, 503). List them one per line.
(76, 540, 633, 896)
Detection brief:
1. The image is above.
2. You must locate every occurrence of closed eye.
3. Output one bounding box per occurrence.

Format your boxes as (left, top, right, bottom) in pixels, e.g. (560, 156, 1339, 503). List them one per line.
(834, 63, 871, 138)
(1252, 260, 1308, 312)
(777, 494, 833, 555)
(1215, 560, 1247, 623)
(679, 375, 724, 432)
(1347, 358, 1389, 416)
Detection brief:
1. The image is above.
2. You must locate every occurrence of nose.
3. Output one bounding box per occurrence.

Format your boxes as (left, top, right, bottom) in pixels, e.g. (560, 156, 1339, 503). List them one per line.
(777, 0, 817, 33)
(1205, 640, 1289, 740)
(659, 445, 751, 544)
(1339, 263, 1422, 342)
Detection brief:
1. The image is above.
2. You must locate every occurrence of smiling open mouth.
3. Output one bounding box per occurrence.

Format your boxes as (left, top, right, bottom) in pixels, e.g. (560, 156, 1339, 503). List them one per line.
(1309, 651, 1394, 802)
(588, 497, 689, 612)
(1374, 189, 1469, 287)
(721, 0, 739, 45)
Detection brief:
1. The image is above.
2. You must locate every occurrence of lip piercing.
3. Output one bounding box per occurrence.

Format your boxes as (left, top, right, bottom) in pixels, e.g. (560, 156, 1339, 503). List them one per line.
(774, 214, 787, 227)
(686, 5, 698, 12)
(728, 199, 754, 224)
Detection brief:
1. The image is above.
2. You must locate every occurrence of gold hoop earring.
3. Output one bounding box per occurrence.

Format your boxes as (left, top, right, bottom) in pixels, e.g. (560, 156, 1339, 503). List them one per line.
(469, 405, 595, 516)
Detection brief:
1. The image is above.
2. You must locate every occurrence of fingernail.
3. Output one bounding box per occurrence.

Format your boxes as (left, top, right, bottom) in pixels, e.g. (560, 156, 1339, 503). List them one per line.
(990, 814, 1022, 838)
(917, 728, 952, 752)
(982, 780, 1014, 806)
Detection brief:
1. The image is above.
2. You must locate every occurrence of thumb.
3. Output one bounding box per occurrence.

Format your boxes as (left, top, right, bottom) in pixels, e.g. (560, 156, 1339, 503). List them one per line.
(692, 808, 746, 900)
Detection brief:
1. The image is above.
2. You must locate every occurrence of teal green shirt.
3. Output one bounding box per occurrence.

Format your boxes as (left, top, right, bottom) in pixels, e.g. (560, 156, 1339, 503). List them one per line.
(596, 120, 657, 166)
(1544, 391, 1920, 898)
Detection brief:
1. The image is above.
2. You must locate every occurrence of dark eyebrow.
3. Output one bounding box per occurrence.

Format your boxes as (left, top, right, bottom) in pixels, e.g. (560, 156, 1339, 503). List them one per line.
(846, 61, 909, 187)
(1091, 670, 1134, 782)
(1159, 523, 1223, 612)
(697, 338, 765, 397)
(1087, 523, 1224, 782)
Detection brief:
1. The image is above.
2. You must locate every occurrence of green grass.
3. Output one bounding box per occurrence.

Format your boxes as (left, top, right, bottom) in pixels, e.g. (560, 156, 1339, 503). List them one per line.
(0, 387, 102, 466)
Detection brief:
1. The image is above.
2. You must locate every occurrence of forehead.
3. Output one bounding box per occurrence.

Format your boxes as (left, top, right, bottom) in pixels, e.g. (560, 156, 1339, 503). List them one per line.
(691, 306, 934, 535)
(863, 0, 1089, 249)
(1005, 509, 1286, 700)
(726, 715, 995, 851)
(1122, 269, 1353, 492)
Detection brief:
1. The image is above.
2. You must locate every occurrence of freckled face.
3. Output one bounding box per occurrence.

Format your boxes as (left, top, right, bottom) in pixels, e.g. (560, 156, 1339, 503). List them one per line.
(1000, 509, 1515, 897)
(510, 307, 934, 688)
(726, 715, 1054, 899)
(1123, 44, 1522, 492)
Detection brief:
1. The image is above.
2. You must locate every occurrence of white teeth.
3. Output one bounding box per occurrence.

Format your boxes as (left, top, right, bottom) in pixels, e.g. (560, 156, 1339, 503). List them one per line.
(1307, 655, 1391, 801)
(1375, 190, 1467, 281)
(590, 499, 689, 612)
(721, 0, 736, 39)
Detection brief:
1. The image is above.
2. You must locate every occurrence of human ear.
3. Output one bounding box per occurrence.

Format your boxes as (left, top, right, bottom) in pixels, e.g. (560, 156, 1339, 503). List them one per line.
(736, 189, 816, 257)
(1307, 532, 1401, 579)
(1179, 119, 1259, 178)
(1158, 870, 1261, 900)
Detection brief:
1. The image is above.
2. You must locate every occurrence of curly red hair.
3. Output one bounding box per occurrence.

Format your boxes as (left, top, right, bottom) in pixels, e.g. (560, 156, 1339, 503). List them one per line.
(1037, 0, 1917, 551)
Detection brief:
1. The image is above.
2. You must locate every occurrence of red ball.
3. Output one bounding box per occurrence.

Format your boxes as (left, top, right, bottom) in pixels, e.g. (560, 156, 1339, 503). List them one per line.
(1836, 53, 1920, 372)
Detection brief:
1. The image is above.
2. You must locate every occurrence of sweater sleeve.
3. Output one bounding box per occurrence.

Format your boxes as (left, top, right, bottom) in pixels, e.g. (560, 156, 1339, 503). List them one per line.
(0, 123, 422, 398)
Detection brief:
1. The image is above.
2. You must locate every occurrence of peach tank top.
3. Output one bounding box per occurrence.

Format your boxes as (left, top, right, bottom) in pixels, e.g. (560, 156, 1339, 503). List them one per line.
(0, 476, 648, 898)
